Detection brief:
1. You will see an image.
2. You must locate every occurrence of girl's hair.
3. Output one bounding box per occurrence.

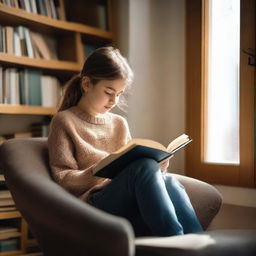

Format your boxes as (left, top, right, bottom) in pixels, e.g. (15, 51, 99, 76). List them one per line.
(58, 46, 134, 112)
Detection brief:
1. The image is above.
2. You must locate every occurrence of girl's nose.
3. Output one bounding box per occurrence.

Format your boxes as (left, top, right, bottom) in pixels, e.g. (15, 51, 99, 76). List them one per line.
(110, 96, 117, 104)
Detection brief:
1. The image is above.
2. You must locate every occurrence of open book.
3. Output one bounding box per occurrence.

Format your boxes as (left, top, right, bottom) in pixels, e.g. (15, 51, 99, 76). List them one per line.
(93, 134, 192, 178)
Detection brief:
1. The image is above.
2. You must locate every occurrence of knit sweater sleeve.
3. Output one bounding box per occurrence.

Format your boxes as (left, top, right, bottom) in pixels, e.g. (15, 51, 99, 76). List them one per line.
(48, 115, 102, 196)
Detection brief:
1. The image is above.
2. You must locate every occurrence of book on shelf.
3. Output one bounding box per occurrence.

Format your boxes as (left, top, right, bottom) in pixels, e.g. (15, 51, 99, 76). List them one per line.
(0, 67, 61, 106)
(65, 0, 108, 30)
(1, 24, 58, 59)
(1, 0, 64, 20)
(0, 25, 6, 53)
(0, 231, 21, 240)
(0, 238, 19, 252)
(41, 75, 61, 107)
(0, 175, 5, 183)
(93, 134, 192, 178)
(0, 206, 17, 212)
(5, 26, 14, 55)
(0, 198, 15, 207)
(0, 227, 18, 234)
(83, 43, 99, 58)
(0, 67, 3, 104)
(13, 30, 22, 56)
(23, 27, 34, 58)
(28, 70, 42, 106)
(15, 26, 27, 56)
(30, 31, 58, 60)
(0, 190, 12, 200)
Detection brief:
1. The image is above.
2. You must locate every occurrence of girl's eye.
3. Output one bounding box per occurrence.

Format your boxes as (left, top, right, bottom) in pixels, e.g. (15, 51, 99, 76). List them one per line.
(105, 91, 112, 96)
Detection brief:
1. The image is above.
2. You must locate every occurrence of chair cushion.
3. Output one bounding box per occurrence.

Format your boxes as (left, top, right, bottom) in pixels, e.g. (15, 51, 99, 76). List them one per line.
(135, 229, 256, 256)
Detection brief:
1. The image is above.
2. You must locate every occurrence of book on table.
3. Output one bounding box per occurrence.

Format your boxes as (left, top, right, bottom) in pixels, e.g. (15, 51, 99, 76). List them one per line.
(93, 134, 192, 179)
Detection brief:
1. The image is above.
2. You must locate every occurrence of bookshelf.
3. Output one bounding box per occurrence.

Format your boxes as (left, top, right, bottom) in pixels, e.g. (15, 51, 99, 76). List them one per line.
(0, 0, 114, 255)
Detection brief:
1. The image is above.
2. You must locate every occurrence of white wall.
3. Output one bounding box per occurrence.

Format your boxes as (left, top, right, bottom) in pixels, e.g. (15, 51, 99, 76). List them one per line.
(127, 0, 186, 173)
(115, 0, 256, 208)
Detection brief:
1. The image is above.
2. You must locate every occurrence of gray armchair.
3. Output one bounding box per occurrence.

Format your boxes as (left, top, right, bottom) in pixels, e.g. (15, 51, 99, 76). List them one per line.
(0, 138, 255, 256)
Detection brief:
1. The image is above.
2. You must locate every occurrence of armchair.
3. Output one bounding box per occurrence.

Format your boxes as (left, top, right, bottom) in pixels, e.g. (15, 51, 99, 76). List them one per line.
(1, 138, 255, 256)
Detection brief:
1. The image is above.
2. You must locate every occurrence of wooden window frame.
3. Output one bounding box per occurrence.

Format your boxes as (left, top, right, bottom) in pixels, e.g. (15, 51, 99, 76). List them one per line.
(185, 0, 255, 187)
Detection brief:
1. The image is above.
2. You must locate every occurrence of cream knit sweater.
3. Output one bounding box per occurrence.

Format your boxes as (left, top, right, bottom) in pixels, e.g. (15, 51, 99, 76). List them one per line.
(48, 106, 131, 202)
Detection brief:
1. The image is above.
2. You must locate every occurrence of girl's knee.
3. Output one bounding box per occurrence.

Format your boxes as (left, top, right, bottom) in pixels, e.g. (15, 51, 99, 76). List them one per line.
(164, 174, 185, 189)
(128, 158, 160, 178)
(135, 158, 159, 170)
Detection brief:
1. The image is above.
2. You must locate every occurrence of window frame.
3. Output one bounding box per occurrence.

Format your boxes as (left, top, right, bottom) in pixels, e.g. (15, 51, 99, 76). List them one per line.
(185, 0, 255, 187)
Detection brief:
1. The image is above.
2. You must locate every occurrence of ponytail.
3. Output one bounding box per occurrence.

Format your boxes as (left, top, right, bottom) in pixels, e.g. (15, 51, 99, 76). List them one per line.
(58, 74, 82, 112)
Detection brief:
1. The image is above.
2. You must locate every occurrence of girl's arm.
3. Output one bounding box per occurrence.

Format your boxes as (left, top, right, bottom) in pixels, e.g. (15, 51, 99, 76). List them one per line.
(48, 117, 104, 196)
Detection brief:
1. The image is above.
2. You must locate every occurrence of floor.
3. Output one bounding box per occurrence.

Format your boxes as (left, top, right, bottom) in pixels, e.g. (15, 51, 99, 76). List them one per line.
(208, 203, 256, 230)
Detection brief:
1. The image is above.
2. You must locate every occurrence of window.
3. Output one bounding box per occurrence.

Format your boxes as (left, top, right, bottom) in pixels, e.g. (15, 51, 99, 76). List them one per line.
(186, 0, 255, 186)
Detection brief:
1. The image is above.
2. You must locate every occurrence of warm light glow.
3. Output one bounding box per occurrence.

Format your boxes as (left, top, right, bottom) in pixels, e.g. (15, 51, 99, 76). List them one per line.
(205, 0, 240, 164)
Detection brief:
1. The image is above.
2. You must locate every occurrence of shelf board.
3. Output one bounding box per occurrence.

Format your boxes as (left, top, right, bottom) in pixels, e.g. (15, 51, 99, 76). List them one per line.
(0, 211, 21, 220)
(17, 253, 43, 256)
(0, 53, 81, 73)
(0, 232, 21, 240)
(0, 250, 24, 256)
(0, 3, 112, 40)
(0, 105, 57, 115)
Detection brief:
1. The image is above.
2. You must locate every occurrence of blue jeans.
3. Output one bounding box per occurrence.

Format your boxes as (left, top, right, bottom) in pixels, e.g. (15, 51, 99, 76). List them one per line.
(89, 158, 202, 236)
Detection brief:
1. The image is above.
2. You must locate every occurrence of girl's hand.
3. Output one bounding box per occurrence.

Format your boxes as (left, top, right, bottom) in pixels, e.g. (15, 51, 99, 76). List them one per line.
(158, 155, 173, 172)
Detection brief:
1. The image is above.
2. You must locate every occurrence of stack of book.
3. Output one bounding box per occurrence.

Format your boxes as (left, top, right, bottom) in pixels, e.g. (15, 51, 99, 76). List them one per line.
(0, 175, 16, 212)
(0, 0, 66, 20)
(0, 67, 61, 106)
(0, 25, 58, 60)
(0, 237, 19, 252)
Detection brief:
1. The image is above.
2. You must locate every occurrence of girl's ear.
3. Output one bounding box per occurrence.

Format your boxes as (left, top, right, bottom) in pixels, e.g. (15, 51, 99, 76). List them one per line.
(81, 76, 91, 93)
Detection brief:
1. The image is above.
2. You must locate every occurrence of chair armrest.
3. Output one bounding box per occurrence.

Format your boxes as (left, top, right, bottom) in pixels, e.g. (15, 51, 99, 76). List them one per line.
(173, 174, 223, 230)
(0, 138, 135, 256)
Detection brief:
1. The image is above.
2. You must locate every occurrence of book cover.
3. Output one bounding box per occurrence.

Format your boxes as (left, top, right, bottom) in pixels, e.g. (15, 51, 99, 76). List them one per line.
(5, 26, 14, 55)
(0, 67, 2, 104)
(13, 31, 21, 57)
(30, 31, 57, 60)
(0, 238, 19, 252)
(28, 70, 42, 106)
(23, 27, 34, 58)
(41, 75, 60, 107)
(19, 70, 25, 104)
(94, 134, 192, 179)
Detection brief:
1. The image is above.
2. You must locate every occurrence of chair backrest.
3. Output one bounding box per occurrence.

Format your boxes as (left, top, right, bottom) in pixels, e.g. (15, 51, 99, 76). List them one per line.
(0, 138, 135, 256)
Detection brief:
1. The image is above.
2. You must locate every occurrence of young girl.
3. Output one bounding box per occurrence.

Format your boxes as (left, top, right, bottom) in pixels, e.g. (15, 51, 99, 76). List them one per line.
(48, 46, 202, 236)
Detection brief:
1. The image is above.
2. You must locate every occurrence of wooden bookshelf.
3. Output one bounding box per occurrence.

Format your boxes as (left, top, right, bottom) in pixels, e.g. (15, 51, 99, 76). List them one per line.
(0, 53, 81, 73)
(0, 3, 113, 39)
(0, 212, 21, 220)
(0, 105, 56, 115)
(0, 0, 114, 255)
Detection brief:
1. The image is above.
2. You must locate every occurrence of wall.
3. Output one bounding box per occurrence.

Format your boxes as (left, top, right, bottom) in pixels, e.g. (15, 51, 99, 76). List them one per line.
(127, 0, 186, 173)
(114, 0, 256, 210)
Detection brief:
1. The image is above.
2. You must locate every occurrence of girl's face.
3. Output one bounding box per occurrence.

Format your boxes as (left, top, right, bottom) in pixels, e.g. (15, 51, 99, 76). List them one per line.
(81, 78, 126, 116)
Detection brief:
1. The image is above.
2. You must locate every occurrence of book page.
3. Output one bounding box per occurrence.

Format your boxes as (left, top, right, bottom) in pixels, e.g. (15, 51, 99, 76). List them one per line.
(167, 134, 189, 152)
